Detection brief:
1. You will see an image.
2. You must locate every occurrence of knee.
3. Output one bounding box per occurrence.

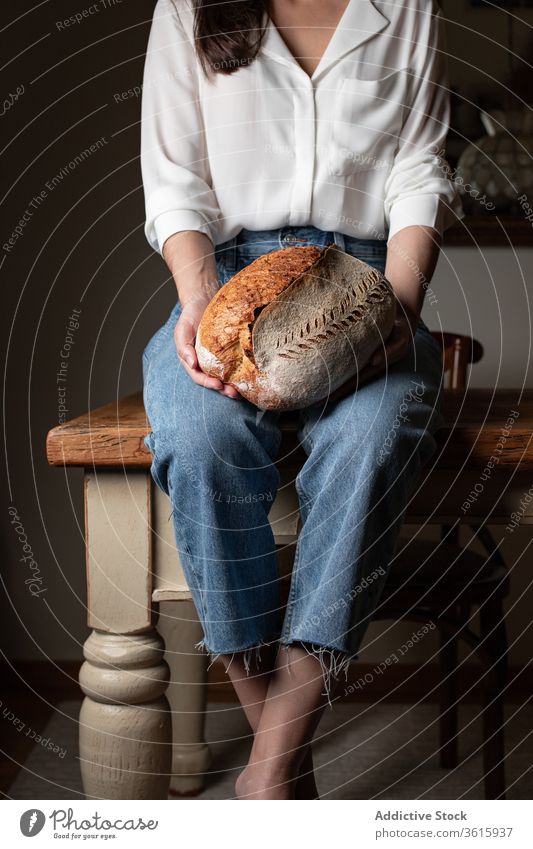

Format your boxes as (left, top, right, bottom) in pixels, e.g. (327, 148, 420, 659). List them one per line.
(372, 382, 440, 470)
(337, 377, 439, 470)
(147, 416, 236, 500)
(149, 404, 280, 495)
(152, 411, 240, 472)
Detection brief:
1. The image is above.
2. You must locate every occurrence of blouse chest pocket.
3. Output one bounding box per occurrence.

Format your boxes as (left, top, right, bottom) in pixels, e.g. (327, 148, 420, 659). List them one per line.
(328, 68, 410, 178)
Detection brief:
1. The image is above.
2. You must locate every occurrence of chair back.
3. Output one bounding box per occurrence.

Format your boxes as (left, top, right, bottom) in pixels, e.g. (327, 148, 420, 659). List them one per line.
(430, 332, 483, 390)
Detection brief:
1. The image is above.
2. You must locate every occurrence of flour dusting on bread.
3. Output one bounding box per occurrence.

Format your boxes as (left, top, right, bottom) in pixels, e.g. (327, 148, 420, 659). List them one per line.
(196, 244, 395, 410)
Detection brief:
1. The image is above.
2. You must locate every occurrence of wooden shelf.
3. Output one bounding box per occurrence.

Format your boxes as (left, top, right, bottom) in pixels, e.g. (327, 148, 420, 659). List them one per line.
(444, 215, 533, 247)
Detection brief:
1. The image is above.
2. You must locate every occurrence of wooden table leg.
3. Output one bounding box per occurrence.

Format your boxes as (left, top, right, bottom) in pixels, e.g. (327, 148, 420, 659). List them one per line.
(79, 470, 172, 799)
(151, 482, 211, 796)
(159, 601, 211, 796)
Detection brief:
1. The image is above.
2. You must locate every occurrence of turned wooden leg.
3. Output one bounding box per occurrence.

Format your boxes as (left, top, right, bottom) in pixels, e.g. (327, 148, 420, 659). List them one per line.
(79, 629, 171, 799)
(159, 601, 211, 796)
(81, 470, 172, 799)
(150, 482, 211, 795)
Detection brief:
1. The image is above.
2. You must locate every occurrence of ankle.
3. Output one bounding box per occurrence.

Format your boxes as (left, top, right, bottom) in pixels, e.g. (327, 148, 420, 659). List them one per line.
(235, 764, 295, 800)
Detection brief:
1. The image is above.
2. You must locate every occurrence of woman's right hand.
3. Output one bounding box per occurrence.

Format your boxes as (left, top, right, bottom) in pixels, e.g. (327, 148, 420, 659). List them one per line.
(174, 296, 240, 399)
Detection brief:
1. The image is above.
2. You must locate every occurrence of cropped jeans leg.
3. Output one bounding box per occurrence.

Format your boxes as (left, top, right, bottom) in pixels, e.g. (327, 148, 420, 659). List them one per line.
(279, 323, 445, 694)
(143, 305, 284, 658)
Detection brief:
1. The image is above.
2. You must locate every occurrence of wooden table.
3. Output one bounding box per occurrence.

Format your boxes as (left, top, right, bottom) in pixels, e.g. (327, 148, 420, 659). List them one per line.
(46, 388, 533, 799)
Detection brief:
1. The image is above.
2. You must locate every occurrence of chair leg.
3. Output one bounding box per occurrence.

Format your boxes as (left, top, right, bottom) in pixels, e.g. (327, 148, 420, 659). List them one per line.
(479, 596, 508, 800)
(440, 523, 460, 546)
(439, 624, 459, 768)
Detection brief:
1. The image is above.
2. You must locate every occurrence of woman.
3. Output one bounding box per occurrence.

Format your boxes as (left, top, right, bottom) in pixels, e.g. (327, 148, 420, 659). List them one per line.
(140, 0, 463, 799)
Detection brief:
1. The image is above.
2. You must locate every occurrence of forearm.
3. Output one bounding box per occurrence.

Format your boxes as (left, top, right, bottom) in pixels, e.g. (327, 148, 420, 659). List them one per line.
(162, 230, 220, 305)
(384, 224, 441, 323)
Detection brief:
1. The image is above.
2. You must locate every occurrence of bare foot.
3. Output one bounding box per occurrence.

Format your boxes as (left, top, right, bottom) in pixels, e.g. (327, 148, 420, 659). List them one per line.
(235, 748, 318, 800)
(235, 765, 296, 800)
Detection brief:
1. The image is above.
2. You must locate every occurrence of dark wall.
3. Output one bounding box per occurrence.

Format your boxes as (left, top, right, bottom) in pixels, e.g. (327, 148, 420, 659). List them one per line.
(1, 0, 175, 662)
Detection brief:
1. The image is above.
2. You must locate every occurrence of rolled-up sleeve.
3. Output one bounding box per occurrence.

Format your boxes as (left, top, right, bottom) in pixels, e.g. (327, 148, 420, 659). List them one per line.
(140, 0, 222, 254)
(384, 5, 464, 243)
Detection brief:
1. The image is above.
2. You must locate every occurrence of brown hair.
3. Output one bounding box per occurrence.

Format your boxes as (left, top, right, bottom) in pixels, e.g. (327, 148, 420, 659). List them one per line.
(193, 0, 270, 77)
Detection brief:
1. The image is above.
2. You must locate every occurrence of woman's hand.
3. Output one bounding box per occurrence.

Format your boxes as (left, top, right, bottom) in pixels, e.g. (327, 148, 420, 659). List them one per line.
(161, 230, 240, 399)
(326, 299, 419, 404)
(174, 295, 241, 399)
(365, 298, 419, 373)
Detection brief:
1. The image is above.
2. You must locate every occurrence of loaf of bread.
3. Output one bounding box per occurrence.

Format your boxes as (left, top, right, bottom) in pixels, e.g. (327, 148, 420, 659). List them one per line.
(195, 243, 396, 411)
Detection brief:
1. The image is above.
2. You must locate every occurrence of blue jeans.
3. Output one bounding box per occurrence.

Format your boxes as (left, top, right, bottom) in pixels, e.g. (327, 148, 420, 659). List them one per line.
(142, 225, 445, 692)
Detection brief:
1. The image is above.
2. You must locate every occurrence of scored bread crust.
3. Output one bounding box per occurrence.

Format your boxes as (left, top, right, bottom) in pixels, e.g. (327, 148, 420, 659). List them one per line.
(195, 244, 395, 410)
(195, 245, 323, 394)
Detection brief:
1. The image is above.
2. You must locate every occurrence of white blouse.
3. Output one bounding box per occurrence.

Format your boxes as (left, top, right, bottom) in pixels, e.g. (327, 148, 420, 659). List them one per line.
(140, 0, 464, 255)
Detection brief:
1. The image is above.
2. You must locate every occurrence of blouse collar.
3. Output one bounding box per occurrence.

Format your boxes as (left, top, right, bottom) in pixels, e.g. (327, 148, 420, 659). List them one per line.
(260, 0, 390, 83)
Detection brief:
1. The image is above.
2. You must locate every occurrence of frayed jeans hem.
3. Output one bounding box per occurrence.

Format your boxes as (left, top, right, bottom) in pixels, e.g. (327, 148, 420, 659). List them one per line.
(279, 639, 358, 707)
(195, 636, 280, 675)
(195, 636, 358, 707)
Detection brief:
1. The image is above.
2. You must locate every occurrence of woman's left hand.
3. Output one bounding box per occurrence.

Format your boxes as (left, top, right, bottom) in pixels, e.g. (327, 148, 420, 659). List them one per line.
(326, 299, 419, 404)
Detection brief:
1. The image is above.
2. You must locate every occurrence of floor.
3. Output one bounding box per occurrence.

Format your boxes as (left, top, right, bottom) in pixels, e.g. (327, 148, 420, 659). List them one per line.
(6, 698, 533, 800)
